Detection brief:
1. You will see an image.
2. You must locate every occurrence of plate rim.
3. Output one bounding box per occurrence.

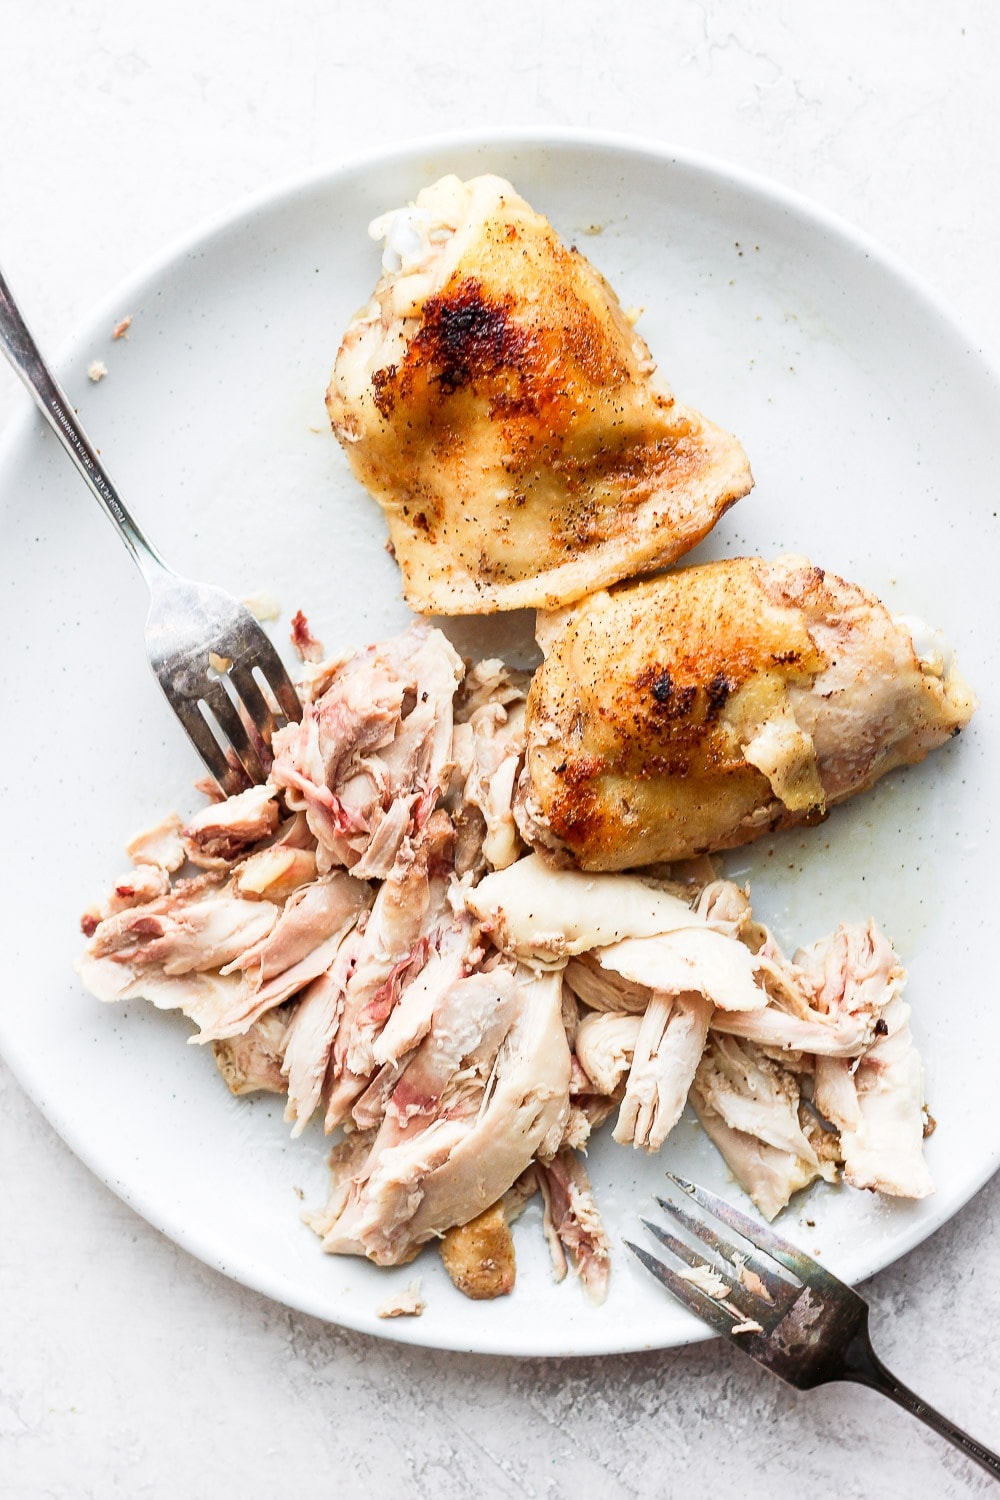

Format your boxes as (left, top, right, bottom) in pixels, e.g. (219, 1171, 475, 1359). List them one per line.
(2, 126, 998, 1357)
(3, 123, 998, 429)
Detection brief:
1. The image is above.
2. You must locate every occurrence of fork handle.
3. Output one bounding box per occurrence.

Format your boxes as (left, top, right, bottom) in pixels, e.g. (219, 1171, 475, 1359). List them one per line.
(0, 264, 168, 582)
(843, 1333, 1000, 1480)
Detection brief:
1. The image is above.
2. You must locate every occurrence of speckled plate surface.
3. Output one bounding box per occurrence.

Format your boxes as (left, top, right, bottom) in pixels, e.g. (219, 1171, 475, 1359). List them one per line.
(0, 131, 997, 1356)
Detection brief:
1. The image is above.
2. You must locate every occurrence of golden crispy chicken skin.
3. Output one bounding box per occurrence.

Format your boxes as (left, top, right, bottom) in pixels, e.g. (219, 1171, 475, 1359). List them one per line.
(439, 1201, 517, 1300)
(518, 556, 976, 870)
(327, 175, 753, 614)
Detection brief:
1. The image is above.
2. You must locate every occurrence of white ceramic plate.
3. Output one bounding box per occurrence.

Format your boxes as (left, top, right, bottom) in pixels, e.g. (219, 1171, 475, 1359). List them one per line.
(1, 131, 997, 1358)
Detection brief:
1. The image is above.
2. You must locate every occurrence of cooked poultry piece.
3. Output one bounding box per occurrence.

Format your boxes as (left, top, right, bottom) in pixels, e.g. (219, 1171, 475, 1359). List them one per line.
(439, 1201, 517, 1301)
(536, 1149, 611, 1305)
(448, 659, 531, 874)
(322, 809, 466, 1130)
(519, 555, 976, 869)
(77, 873, 277, 1016)
(687, 912, 908, 1216)
(124, 813, 185, 872)
(181, 785, 281, 870)
(613, 992, 713, 1151)
(574, 1011, 642, 1095)
(690, 1035, 839, 1222)
(467, 853, 726, 963)
(76, 867, 371, 1043)
(469, 856, 766, 1014)
(212, 1006, 292, 1096)
(270, 622, 463, 878)
(78, 861, 171, 934)
(436, 1149, 612, 1304)
(327, 174, 752, 614)
(376, 1279, 426, 1319)
(712, 919, 904, 1056)
(281, 927, 362, 1135)
(312, 966, 571, 1265)
(813, 994, 932, 1199)
(471, 857, 774, 1153)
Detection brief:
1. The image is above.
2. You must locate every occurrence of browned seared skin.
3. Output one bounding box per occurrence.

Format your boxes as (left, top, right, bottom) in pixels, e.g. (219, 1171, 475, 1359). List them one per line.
(327, 176, 753, 614)
(520, 557, 976, 870)
(439, 1201, 517, 1300)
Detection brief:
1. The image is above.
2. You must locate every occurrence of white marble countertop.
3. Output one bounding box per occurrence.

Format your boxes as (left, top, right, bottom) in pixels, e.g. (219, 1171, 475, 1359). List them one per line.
(3, 4, 999, 1495)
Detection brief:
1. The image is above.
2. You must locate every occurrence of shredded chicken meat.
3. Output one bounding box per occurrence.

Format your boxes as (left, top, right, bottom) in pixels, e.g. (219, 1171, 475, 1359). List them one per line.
(76, 619, 939, 1305)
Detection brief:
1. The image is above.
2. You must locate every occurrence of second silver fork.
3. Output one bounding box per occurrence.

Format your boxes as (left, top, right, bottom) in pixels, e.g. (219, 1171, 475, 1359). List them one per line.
(627, 1174, 1000, 1482)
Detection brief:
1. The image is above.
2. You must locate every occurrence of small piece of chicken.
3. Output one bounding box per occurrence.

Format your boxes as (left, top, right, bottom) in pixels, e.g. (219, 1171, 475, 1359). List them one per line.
(76, 859, 372, 1044)
(181, 785, 281, 870)
(520, 555, 976, 869)
(439, 1201, 517, 1300)
(575, 1012, 643, 1095)
(466, 853, 713, 964)
(690, 1034, 839, 1219)
(813, 995, 932, 1199)
(327, 174, 752, 614)
(448, 659, 531, 874)
(713, 919, 904, 1056)
(467, 857, 766, 1015)
(212, 1006, 292, 1096)
(535, 1149, 611, 1304)
(281, 926, 363, 1135)
(270, 622, 463, 877)
(323, 810, 459, 1128)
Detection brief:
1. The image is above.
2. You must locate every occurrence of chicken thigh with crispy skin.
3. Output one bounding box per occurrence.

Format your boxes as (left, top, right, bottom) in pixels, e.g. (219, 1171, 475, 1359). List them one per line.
(327, 174, 753, 614)
(518, 555, 976, 870)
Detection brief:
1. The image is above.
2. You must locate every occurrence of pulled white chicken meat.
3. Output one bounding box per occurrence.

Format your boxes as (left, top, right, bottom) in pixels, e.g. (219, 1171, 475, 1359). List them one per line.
(78, 623, 594, 1289)
(469, 857, 933, 1219)
(77, 622, 935, 1310)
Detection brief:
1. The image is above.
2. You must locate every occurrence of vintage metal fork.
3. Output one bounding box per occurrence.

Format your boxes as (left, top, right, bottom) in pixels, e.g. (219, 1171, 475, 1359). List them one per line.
(627, 1174, 1000, 1481)
(0, 266, 302, 795)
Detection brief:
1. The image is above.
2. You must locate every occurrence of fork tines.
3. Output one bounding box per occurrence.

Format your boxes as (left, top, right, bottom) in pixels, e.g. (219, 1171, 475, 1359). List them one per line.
(629, 1179, 1000, 1473)
(175, 646, 301, 796)
(625, 1172, 811, 1343)
(146, 578, 304, 798)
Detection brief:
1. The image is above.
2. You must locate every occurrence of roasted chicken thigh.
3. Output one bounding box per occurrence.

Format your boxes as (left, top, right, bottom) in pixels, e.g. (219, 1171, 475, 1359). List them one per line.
(519, 555, 975, 870)
(327, 174, 753, 614)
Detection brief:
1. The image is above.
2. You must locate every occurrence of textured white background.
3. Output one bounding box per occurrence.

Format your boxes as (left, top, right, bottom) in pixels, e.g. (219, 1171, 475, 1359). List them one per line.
(2, 4, 999, 1496)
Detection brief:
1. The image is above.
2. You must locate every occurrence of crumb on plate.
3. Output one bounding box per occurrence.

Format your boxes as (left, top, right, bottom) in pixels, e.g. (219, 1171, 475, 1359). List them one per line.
(377, 1278, 425, 1319)
(241, 591, 281, 623)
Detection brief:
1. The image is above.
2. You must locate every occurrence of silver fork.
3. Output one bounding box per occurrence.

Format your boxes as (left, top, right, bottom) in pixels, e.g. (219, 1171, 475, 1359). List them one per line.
(0, 266, 302, 795)
(627, 1174, 1000, 1481)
